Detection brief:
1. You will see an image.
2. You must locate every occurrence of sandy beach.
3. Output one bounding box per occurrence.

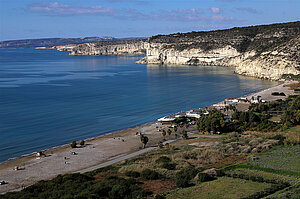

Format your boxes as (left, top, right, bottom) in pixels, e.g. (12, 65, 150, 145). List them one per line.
(0, 80, 297, 194)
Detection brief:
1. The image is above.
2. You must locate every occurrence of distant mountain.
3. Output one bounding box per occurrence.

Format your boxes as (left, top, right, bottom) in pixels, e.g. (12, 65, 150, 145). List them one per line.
(0, 37, 134, 48)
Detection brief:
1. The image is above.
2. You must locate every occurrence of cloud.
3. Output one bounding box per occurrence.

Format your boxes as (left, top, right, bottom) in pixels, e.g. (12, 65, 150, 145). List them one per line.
(120, 8, 240, 23)
(114, 8, 206, 21)
(157, 8, 205, 21)
(107, 0, 149, 5)
(28, 2, 116, 16)
(27, 2, 240, 24)
(236, 7, 260, 14)
(210, 7, 221, 14)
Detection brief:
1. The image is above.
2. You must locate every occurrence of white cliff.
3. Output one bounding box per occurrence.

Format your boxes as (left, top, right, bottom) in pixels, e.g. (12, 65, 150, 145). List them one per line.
(67, 22, 300, 80)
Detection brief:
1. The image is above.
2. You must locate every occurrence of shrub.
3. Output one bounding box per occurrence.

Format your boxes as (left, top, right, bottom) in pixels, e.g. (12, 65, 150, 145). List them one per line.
(162, 162, 176, 170)
(154, 194, 166, 199)
(176, 166, 198, 188)
(141, 169, 162, 180)
(124, 171, 140, 178)
(155, 156, 171, 164)
(108, 184, 128, 199)
(70, 141, 77, 148)
(182, 130, 188, 139)
(79, 140, 85, 146)
(198, 173, 208, 183)
(284, 132, 300, 145)
(158, 141, 164, 148)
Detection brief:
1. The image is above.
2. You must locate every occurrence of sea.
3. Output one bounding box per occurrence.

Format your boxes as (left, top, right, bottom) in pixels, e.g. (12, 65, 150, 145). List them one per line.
(0, 48, 279, 162)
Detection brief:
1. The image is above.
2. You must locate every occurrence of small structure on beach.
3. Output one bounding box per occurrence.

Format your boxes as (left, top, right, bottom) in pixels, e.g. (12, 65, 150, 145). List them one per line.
(36, 151, 45, 157)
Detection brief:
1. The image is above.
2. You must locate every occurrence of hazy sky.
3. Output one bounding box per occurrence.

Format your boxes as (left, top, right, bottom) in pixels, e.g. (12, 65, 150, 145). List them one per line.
(0, 0, 299, 41)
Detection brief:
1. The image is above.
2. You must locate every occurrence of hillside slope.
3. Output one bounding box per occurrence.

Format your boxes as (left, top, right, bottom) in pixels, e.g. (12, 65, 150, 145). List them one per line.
(0, 37, 117, 48)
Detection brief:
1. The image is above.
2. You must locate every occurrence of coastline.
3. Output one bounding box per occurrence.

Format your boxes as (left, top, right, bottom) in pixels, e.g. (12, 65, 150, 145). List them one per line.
(0, 80, 296, 194)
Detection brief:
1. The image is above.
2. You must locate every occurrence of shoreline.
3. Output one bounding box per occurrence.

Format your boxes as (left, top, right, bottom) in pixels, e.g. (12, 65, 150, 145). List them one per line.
(0, 121, 154, 166)
(0, 80, 297, 194)
(0, 75, 280, 166)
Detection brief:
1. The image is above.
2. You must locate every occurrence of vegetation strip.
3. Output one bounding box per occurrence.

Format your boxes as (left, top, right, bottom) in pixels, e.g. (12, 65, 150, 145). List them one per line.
(222, 164, 300, 177)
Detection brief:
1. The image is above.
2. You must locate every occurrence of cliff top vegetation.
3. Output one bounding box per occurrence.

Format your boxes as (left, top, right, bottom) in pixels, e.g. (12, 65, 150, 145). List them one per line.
(148, 21, 300, 53)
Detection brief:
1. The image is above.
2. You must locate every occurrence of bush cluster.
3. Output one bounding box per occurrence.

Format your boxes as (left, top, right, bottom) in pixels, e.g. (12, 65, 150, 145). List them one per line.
(3, 171, 148, 199)
(124, 171, 140, 178)
(155, 156, 176, 170)
(175, 166, 198, 188)
(141, 169, 163, 180)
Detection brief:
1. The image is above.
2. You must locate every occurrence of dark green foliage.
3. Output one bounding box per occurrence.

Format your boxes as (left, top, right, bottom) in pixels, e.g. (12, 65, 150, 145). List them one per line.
(175, 166, 198, 188)
(174, 117, 188, 125)
(167, 129, 172, 136)
(158, 141, 164, 148)
(197, 173, 208, 183)
(219, 95, 300, 132)
(197, 109, 226, 133)
(80, 140, 85, 146)
(155, 156, 171, 164)
(182, 130, 188, 139)
(281, 74, 300, 81)
(162, 130, 166, 137)
(272, 92, 286, 96)
(154, 194, 166, 199)
(85, 165, 118, 178)
(2, 171, 148, 199)
(281, 95, 300, 126)
(162, 162, 176, 170)
(140, 134, 149, 148)
(71, 140, 77, 148)
(141, 169, 163, 180)
(124, 171, 140, 178)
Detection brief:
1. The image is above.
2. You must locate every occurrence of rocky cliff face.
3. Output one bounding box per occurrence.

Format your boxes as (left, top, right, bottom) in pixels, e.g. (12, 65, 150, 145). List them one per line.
(69, 39, 146, 55)
(68, 21, 300, 80)
(138, 21, 300, 80)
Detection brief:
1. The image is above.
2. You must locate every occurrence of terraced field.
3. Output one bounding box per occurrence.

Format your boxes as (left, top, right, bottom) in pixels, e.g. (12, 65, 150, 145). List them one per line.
(167, 177, 273, 199)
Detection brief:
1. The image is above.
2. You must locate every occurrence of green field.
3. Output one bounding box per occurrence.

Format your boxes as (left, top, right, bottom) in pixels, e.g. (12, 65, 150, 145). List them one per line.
(281, 125, 300, 133)
(249, 145, 300, 173)
(166, 177, 272, 199)
(226, 168, 299, 185)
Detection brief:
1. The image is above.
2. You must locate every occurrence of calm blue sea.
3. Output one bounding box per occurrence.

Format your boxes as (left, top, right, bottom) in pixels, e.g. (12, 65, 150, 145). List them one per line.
(0, 48, 278, 162)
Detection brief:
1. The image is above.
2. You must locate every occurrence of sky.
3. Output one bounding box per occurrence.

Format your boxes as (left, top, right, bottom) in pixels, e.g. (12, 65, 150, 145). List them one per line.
(0, 0, 299, 41)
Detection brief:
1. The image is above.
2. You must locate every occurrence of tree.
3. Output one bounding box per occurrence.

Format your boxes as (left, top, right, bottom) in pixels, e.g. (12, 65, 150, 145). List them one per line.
(70, 141, 77, 148)
(176, 166, 198, 187)
(162, 129, 166, 137)
(197, 110, 226, 133)
(174, 126, 178, 133)
(79, 140, 85, 146)
(182, 130, 188, 139)
(140, 134, 149, 148)
(167, 129, 172, 136)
